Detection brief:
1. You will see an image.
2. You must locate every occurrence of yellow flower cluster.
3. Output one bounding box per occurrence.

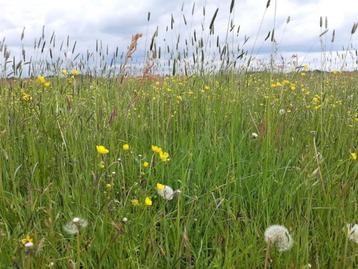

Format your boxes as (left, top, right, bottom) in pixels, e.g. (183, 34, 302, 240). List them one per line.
(21, 92, 32, 102)
(151, 145, 170, 162)
(131, 197, 152, 206)
(37, 75, 50, 88)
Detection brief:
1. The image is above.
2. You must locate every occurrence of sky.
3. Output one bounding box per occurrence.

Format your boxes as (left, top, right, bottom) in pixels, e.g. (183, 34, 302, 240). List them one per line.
(0, 0, 357, 72)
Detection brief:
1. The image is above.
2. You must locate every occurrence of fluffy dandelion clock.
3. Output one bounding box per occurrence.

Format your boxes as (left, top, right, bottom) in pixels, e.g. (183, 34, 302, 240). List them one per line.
(347, 224, 358, 244)
(63, 217, 88, 235)
(156, 183, 180, 200)
(264, 225, 293, 252)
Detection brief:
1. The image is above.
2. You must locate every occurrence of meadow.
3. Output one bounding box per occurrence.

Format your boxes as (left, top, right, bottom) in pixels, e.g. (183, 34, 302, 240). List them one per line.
(0, 69, 357, 268)
(0, 0, 358, 267)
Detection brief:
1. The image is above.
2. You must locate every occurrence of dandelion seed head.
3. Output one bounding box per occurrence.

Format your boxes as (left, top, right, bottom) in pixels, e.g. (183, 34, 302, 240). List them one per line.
(63, 217, 88, 235)
(264, 225, 293, 252)
(347, 224, 358, 244)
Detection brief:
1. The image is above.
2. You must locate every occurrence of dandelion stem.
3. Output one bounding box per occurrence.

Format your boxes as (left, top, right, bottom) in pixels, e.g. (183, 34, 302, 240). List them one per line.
(76, 232, 81, 269)
(264, 240, 272, 269)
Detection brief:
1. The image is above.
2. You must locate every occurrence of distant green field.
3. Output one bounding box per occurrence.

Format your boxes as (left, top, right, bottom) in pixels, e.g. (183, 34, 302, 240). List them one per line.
(0, 71, 357, 268)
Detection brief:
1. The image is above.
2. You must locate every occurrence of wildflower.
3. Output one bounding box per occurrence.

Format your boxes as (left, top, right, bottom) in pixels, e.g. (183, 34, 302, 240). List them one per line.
(251, 132, 259, 139)
(131, 199, 140, 206)
(44, 81, 51, 88)
(37, 75, 46, 84)
(151, 145, 162, 153)
(159, 151, 170, 162)
(144, 197, 153, 206)
(156, 183, 176, 200)
(264, 225, 293, 252)
(143, 161, 149, 168)
(279, 109, 286, 115)
(63, 217, 88, 235)
(21, 92, 32, 102)
(351, 152, 357, 161)
(347, 224, 358, 244)
(62, 69, 68, 76)
(122, 217, 128, 223)
(96, 145, 109, 155)
(303, 64, 309, 70)
(21, 235, 34, 254)
(21, 235, 33, 247)
(71, 69, 79, 76)
(105, 183, 112, 190)
(122, 143, 130, 151)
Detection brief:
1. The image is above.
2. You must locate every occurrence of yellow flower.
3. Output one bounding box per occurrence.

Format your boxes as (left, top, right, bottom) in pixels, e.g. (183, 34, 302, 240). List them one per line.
(37, 75, 46, 84)
(303, 64, 309, 70)
(159, 151, 170, 162)
(122, 143, 130, 151)
(72, 69, 79, 76)
(131, 199, 140, 206)
(21, 235, 33, 245)
(21, 92, 32, 102)
(156, 183, 165, 190)
(351, 152, 357, 161)
(44, 81, 51, 88)
(105, 183, 113, 190)
(144, 197, 152, 206)
(96, 145, 109, 155)
(151, 145, 162, 153)
(62, 69, 68, 76)
(143, 161, 149, 168)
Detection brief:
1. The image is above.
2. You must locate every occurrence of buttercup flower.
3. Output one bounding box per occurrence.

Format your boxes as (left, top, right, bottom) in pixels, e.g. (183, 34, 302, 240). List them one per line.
(72, 69, 79, 76)
(122, 144, 130, 151)
(21, 235, 33, 246)
(151, 145, 162, 153)
(264, 225, 293, 252)
(21, 235, 34, 254)
(96, 145, 109, 155)
(144, 197, 153, 206)
(159, 151, 170, 162)
(351, 152, 357, 161)
(37, 75, 46, 84)
(143, 161, 149, 168)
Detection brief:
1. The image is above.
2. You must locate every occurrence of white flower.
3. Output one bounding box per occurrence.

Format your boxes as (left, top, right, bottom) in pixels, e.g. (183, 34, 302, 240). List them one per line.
(251, 132, 259, 139)
(347, 224, 358, 244)
(24, 242, 34, 249)
(264, 225, 293, 252)
(279, 109, 286, 115)
(63, 217, 88, 235)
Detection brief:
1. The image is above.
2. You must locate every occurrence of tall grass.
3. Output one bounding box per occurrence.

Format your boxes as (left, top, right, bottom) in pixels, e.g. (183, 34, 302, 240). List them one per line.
(0, 0, 357, 268)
